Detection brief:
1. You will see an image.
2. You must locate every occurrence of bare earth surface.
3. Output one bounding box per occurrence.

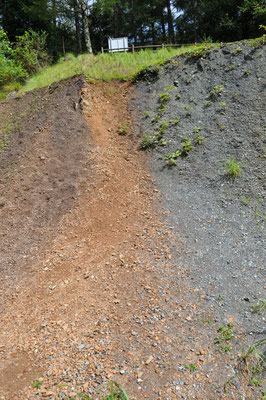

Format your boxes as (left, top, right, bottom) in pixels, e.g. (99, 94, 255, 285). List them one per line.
(0, 64, 264, 400)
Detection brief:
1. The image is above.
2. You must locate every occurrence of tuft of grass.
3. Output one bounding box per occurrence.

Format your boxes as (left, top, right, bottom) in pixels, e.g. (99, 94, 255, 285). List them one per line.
(184, 363, 197, 372)
(22, 46, 197, 92)
(98, 381, 130, 400)
(252, 299, 266, 314)
(118, 123, 129, 135)
(225, 157, 242, 179)
(32, 378, 42, 389)
(215, 323, 234, 353)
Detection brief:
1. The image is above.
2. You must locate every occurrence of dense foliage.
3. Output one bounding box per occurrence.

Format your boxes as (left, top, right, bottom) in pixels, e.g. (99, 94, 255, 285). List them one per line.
(0, 29, 50, 88)
(0, 0, 265, 56)
(0, 0, 265, 92)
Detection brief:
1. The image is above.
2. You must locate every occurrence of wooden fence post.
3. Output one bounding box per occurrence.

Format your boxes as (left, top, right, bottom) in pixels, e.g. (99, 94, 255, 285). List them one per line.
(101, 47, 104, 54)
(132, 44, 135, 53)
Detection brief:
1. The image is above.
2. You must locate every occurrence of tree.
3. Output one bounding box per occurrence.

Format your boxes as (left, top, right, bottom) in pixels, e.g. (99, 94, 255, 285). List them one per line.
(79, 0, 93, 53)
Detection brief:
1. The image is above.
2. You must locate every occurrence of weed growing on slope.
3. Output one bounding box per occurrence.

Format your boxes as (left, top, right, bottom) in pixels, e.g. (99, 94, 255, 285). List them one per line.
(165, 137, 193, 166)
(184, 363, 197, 372)
(252, 299, 266, 314)
(141, 132, 166, 149)
(215, 323, 234, 353)
(97, 381, 130, 400)
(32, 378, 42, 389)
(232, 47, 243, 56)
(209, 85, 224, 99)
(181, 105, 193, 110)
(165, 150, 182, 166)
(118, 123, 129, 135)
(225, 157, 242, 179)
(193, 127, 204, 144)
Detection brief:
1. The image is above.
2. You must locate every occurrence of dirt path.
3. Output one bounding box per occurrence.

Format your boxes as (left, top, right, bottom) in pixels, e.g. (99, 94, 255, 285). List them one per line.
(0, 79, 263, 399)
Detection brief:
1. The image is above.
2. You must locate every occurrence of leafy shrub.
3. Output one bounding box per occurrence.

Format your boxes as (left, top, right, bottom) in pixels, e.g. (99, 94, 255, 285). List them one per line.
(13, 29, 50, 75)
(0, 29, 27, 87)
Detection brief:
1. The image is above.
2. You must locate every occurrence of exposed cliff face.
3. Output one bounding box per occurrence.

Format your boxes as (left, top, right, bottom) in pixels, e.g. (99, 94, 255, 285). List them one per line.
(132, 37, 265, 371)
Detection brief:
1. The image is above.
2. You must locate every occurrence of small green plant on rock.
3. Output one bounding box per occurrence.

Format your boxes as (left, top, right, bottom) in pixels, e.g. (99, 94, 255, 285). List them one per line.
(141, 133, 157, 149)
(252, 299, 266, 314)
(215, 323, 234, 353)
(180, 137, 192, 155)
(159, 121, 168, 133)
(210, 85, 224, 99)
(240, 339, 265, 389)
(32, 378, 42, 389)
(243, 69, 251, 76)
(143, 111, 150, 118)
(165, 150, 181, 166)
(98, 381, 130, 400)
(158, 91, 170, 114)
(118, 123, 129, 135)
(193, 127, 204, 144)
(232, 47, 242, 56)
(151, 114, 160, 124)
(203, 100, 213, 106)
(184, 363, 197, 372)
(181, 105, 193, 110)
(225, 157, 242, 179)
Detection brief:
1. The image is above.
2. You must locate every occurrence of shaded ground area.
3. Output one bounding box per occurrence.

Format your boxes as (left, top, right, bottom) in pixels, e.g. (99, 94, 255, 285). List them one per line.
(0, 40, 265, 400)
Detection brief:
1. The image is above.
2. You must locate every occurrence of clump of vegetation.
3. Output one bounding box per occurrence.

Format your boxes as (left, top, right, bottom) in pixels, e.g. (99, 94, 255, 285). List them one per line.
(23, 46, 196, 92)
(151, 114, 160, 124)
(252, 299, 266, 314)
(181, 105, 193, 110)
(165, 137, 192, 166)
(0, 29, 27, 89)
(193, 127, 204, 144)
(165, 150, 182, 166)
(225, 157, 242, 179)
(224, 63, 236, 72)
(118, 123, 129, 135)
(186, 44, 213, 60)
(141, 132, 166, 149)
(232, 47, 243, 55)
(97, 381, 130, 400)
(0, 28, 50, 95)
(184, 363, 197, 372)
(215, 323, 234, 353)
(209, 84, 224, 99)
(240, 339, 266, 389)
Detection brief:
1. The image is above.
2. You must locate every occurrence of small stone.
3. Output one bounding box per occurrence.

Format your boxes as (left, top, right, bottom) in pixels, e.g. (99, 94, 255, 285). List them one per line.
(145, 355, 153, 365)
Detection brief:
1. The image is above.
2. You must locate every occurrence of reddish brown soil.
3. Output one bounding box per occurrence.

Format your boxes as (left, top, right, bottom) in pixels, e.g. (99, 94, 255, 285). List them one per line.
(0, 78, 260, 400)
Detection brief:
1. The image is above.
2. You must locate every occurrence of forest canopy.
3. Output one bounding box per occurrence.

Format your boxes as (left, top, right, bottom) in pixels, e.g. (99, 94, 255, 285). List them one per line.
(0, 0, 265, 56)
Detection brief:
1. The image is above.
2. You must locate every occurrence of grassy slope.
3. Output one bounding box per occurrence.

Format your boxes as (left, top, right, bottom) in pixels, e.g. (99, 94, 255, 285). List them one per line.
(22, 45, 210, 92)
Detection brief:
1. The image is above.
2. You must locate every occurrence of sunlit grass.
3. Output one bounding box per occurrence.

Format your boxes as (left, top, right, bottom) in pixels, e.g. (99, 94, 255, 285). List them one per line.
(22, 45, 211, 91)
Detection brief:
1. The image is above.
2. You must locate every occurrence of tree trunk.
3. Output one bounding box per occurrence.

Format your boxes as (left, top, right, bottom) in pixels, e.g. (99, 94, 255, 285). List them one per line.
(161, 15, 166, 42)
(79, 0, 92, 54)
(194, 0, 199, 42)
(151, 20, 156, 45)
(113, 4, 118, 37)
(166, 0, 175, 43)
(131, 0, 137, 43)
(52, 0, 56, 29)
(73, 0, 82, 53)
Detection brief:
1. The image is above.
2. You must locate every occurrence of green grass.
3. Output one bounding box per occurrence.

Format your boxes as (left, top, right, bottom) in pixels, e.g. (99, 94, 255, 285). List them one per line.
(21, 45, 204, 92)
(225, 157, 242, 179)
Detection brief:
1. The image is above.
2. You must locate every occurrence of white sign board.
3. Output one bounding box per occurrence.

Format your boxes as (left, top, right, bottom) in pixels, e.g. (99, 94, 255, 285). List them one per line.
(108, 37, 128, 53)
